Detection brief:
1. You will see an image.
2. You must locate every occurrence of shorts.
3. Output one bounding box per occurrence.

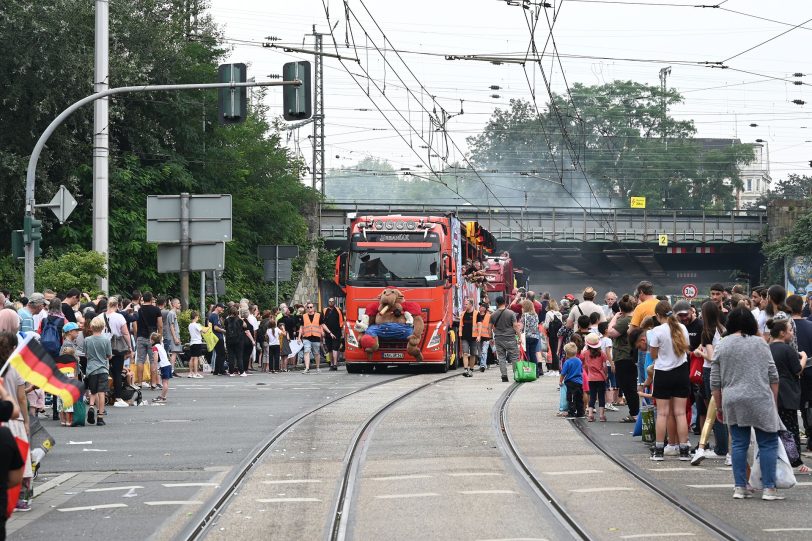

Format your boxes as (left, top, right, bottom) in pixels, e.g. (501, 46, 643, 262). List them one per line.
(652, 362, 690, 399)
(325, 335, 342, 352)
(461, 339, 479, 357)
(135, 336, 152, 365)
(160, 365, 173, 380)
(86, 372, 110, 393)
(303, 339, 322, 355)
(189, 343, 206, 357)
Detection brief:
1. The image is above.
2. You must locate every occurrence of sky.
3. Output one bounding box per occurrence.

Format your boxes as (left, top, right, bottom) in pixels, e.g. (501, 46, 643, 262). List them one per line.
(207, 0, 812, 198)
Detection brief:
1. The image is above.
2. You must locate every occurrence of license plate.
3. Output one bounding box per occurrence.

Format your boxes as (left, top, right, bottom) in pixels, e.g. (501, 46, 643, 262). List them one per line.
(382, 352, 404, 359)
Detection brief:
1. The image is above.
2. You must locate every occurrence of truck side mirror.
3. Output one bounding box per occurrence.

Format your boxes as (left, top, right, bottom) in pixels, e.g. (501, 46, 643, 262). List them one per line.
(442, 253, 454, 288)
(335, 252, 348, 288)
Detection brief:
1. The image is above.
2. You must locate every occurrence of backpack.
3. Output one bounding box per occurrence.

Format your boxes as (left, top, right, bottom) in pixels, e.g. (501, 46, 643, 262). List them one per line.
(547, 314, 563, 341)
(225, 316, 243, 341)
(41, 316, 63, 357)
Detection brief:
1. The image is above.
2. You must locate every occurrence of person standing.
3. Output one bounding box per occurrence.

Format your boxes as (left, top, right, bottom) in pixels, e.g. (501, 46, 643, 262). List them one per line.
(133, 292, 163, 389)
(61, 288, 80, 324)
(475, 301, 492, 373)
(322, 298, 344, 371)
(208, 304, 227, 375)
(224, 306, 246, 377)
(459, 298, 479, 377)
(543, 299, 563, 372)
(266, 320, 281, 373)
(565, 287, 605, 329)
(104, 297, 132, 402)
(608, 295, 638, 422)
(520, 300, 542, 375)
(711, 307, 784, 500)
(187, 311, 205, 378)
(163, 298, 183, 372)
(709, 283, 730, 326)
(630, 281, 658, 329)
(17, 293, 46, 334)
(560, 342, 584, 418)
(787, 295, 812, 451)
(300, 302, 332, 374)
(84, 316, 112, 426)
(490, 296, 521, 383)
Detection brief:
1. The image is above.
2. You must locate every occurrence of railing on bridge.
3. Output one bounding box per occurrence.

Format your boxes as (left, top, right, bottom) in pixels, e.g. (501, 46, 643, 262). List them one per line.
(320, 204, 767, 244)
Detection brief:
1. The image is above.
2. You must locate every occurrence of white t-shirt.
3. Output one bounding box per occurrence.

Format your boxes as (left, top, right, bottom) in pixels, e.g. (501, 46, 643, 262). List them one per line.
(754, 309, 768, 335)
(152, 342, 171, 368)
(266, 327, 280, 346)
(105, 311, 128, 337)
(567, 301, 605, 325)
(247, 314, 260, 331)
(648, 322, 689, 371)
(188, 322, 203, 345)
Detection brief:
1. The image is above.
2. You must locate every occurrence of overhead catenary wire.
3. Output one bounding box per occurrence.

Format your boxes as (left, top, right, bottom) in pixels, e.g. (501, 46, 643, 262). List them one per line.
(721, 16, 812, 63)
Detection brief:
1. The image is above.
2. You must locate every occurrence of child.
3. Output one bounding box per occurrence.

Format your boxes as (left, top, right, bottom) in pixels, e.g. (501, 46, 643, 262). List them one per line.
(560, 342, 584, 419)
(598, 321, 618, 410)
(151, 332, 171, 403)
(583, 333, 609, 422)
(25, 385, 44, 418)
(588, 312, 600, 334)
(84, 316, 112, 426)
(187, 311, 205, 378)
(56, 349, 79, 426)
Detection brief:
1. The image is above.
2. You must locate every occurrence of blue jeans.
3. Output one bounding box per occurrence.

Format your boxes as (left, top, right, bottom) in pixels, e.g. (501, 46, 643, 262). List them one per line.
(479, 340, 490, 368)
(636, 351, 647, 385)
(730, 424, 779, 489)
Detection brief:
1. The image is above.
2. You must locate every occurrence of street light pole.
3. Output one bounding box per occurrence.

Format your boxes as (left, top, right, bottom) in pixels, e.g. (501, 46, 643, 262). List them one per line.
(93, 0, 110, 293)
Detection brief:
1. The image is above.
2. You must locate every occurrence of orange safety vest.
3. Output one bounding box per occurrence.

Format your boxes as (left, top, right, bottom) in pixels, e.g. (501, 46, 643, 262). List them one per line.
(302, 313, 323, 338)
(475, 311, 492, 339)
(322, 307, 345, 329)
(459, 309, 483, 338)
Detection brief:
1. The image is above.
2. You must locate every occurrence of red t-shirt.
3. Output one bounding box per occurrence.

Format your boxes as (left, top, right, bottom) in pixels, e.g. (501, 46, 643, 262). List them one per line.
(580, 350, 608, 382)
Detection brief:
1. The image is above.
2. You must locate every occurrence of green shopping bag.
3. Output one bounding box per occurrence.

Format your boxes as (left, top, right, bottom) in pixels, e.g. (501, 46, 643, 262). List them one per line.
(640, 405, 656, 443)
(513, 360, 537, 382)
(71, 399, 87, 427)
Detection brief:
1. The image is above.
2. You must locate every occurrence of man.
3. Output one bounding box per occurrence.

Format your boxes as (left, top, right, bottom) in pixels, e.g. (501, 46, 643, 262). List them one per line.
(133, 292, 163, 388)
(787, 295, 812, 450)
(489, 296, 522, 383)
(508, 288, 527, 315)
(708, 283, 729, 326)
(61, 288, 80, 323)
(208, 303, 227, 375)
(674, 300, 702, 351)
(803, 293, 812, 319)
(299, 302, 333, 374)
(322, 298, 344, 371)
(459, 299, 479, 377)
(602, 291, 618, 319)
(17, 293, 46, 334)
(475, 301, 492, 373)
(163, 298, 182, 371)
(630, 281, 658, 328)
(566, 287, 604, 329)
(526, 291, 543, 316)
(0, 290, 13, 309)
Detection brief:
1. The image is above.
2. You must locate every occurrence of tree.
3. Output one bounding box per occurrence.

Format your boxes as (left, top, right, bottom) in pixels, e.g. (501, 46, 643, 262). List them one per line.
(35, 250, 107, 295)
(467, 81, 755, 210)
(749, 174, 812, 208)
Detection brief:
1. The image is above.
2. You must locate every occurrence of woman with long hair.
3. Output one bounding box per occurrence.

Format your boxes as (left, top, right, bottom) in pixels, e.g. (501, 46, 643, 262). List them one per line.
(765, 285, 797, 351)
(711, 307, 784, 500)
(649, 300, 692, 461)
(521, 300, 542, 374)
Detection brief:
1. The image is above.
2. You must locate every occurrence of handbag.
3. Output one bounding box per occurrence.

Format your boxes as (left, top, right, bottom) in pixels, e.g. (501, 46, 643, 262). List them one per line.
(513, 360, 537, 382)
(202, 324, 219, 352)
(688, 353, 704, 385)
(104, 314, 130, 355)
(750, 431, 797, 490)
(778, 429, 801, 465)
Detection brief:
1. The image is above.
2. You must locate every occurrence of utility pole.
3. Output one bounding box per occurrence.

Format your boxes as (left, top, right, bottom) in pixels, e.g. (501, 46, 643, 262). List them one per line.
(658, 66, 671, 141)
(309, 26, 325, 195)
(93, 0, 110, 293)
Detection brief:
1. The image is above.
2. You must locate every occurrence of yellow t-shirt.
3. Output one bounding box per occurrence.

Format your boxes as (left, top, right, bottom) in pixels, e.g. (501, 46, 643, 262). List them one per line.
(630, 298, 659, 327)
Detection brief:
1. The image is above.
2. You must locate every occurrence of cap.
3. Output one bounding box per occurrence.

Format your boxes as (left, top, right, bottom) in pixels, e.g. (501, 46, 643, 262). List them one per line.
(673, 300, 691, 314)
(63, 322, 79, 333)
(585, 333, 601, 348)
(28, 292, 46, 306)
(215, 303, 225, 309)
(564, 293, 575, 301)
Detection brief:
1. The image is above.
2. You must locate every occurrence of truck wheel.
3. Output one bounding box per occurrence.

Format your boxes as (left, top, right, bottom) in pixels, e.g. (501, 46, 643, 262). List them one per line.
(346, 363, 361, 374)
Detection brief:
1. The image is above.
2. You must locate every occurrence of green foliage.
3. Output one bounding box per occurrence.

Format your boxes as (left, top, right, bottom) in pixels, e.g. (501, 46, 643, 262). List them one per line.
(749, 174, 812, 209)
(0, 257, 23, 296)
(178, 309, 191, 344)
(764, 209, 812, 282)
(35, 250, 107, 295)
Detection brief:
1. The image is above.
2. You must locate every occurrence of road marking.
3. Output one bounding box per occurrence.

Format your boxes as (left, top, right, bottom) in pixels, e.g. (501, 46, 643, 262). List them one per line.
(476, 538, 549, 541)
(368, 474, 433, 481)
(82, 449, 108, 452)
(159, 419, 192, 423)
(541, 470, 603, 475)
(144, 501, 202, 506)
(570, 487, 634, 493)
(686, 484, 732, 488)
(68, 441, 92, 445)
(85, 485, 144, 493)
(649, 468, 705, 472)
(162, 483, 219, 488)
(375, 493, 440, 500)
(764, 528, 812, 532)
(58, 503, 128, 512)
(446, 472, 503, 477)
(256, 497, 322, 503)
(262, 479, 322, 485)
(620, 534, 695, 539)
(459, 490, 517, 495)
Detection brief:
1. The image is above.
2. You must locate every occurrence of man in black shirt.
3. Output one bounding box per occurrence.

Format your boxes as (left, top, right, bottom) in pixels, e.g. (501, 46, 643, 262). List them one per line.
(675, 300, 703, 351)
(133, 292, 163, 388)
(61, 288, 80, 323)
(322, 298, 344, 371)
(460, 298, 478, 377)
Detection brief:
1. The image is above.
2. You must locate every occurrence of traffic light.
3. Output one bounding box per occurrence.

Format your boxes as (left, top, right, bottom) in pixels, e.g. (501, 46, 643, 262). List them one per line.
(11, 230, 24, 259)
(282, 61, 312, 121)
(23, 214, 42, 245)
(218, 63, 247, 125)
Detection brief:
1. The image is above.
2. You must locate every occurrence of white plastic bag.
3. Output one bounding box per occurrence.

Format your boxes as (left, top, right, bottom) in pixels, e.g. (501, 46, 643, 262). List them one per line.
(749, 431, 797, 490)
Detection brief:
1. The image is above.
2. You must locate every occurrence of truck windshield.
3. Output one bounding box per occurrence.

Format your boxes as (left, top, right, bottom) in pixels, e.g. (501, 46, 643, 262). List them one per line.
(348, 250, 441, 283)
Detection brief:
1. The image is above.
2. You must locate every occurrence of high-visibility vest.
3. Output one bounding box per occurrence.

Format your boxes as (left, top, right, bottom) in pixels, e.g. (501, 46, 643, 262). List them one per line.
(475, 311, 492, 339)
(459, 309, 485, 338)
(302, 313, 323, 338)
(323, 307, 344, 329)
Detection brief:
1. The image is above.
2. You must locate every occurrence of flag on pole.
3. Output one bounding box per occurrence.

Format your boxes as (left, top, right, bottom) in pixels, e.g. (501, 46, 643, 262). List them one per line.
(7, 334, 83, 408)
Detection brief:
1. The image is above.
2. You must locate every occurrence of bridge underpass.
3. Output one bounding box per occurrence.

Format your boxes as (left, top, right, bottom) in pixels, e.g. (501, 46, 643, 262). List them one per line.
(320, 204, 767, 298)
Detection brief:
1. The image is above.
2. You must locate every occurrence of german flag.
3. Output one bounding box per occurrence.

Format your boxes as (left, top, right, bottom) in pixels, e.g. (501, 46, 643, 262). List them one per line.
(55, 353, 79, 378)
(8, 334, 83, 408)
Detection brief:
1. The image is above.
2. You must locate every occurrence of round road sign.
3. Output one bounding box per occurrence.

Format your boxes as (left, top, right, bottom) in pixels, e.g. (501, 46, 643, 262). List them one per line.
(682, 284, 698, 299)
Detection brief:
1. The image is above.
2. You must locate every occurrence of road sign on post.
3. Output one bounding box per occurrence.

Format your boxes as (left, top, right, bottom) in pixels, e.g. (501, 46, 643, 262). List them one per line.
(157, 242, 225, 273)
(258, 244, 300, 307)
(34, 185, 78, 224)
(682, 284, 698, 299)
(257, 245, 299, 260)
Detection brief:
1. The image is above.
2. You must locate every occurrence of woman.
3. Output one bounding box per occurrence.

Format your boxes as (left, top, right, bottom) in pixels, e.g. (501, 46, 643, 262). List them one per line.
(649, 300, 691, 461)
(187, 311, 205, 378)
(711, 307, 784, 501)
(543, 299, 563, 371)
(608, 295, 638, 422)
(266, 319, 281, 373)
(257, 310, 271, 372)
(765, 285, 797, 351)
(278, 322, 292, 372)
(692, 301, 728, 464)
(105, 297, 132, 399)
(239, 306, 255, 372)
(521, 300, 541, 374)
(224, 306, 245, 376)
(767, 314, 809, 472)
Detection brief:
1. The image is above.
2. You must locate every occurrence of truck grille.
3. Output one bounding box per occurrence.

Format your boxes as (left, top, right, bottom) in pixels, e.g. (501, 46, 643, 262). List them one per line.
(379, 339, 408, 350)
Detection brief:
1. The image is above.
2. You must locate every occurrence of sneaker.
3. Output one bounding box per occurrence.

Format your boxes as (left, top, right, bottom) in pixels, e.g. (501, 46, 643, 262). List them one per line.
(479, 366, 486, 372)
(679, 445, 691, 461)
(152, 396, 165, 403)
(463, 370, 472, 378)
(501, 375, 509, 382)
(15, 500, 31, 512)
(240, 373, 248, 377)
(316, 368, 321, 373)
(762, 488, 785, 501)
(96, 418, 106, 426)
(690, 449, 706, 466)
(650, 446, 665, 461)
(86, 406, 96, 425)
(141, 382, 150, 389)
(725, 453, 732, 466)
(606, 404, 619, 412)
(303, 369, 310, 374)
(330, 365, 338, 371)
(664, 444, 679, 456)
(229, 373, 236, 377)
(704, 449, 726, 459)
(113, 399, 129, 408)
(733, 487, 752, 499)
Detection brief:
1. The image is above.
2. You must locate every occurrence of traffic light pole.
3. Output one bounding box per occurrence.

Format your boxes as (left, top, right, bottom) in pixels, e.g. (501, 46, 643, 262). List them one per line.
(23, 79, 300, 295)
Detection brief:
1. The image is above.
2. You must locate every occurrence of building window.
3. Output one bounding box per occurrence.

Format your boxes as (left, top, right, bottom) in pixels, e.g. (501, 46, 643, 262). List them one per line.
(746, 179, 752, 192)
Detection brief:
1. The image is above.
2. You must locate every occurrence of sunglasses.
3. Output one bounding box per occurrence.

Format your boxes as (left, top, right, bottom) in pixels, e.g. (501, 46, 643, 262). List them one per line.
(306, 305, 314, 309)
